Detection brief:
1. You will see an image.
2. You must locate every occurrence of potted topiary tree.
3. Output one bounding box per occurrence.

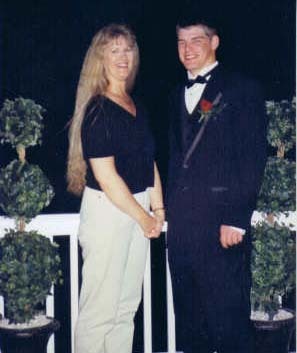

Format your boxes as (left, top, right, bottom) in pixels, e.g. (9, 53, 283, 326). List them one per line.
(0, 97, 62, 353)
(250, 97, 296, 353)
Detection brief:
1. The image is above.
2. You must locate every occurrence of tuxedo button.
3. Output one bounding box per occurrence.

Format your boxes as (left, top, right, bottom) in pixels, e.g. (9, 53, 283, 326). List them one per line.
(181, 186, 189, 192)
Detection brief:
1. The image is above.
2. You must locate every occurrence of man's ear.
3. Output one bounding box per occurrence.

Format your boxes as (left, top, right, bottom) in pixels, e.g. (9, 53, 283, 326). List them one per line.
(211, 35, 220, 51)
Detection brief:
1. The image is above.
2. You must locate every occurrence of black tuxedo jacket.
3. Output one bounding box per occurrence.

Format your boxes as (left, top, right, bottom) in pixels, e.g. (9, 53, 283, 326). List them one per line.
(167, 65, 267, 231)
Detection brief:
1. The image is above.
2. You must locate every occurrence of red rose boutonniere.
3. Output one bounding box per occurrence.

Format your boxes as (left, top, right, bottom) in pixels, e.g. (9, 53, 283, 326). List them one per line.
(198, 92, 227, 123)
(200, 99, 213, 112)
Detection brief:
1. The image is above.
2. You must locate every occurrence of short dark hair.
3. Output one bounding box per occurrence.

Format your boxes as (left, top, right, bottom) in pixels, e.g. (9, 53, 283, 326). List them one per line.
(176, 9, 219, 37)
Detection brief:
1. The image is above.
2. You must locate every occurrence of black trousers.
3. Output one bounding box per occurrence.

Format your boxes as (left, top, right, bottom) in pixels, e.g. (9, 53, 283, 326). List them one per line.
(167, 211, 254, 353)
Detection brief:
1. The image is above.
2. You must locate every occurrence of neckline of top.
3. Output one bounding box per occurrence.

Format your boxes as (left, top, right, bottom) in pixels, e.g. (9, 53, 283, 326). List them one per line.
(103, 95, 137, 119)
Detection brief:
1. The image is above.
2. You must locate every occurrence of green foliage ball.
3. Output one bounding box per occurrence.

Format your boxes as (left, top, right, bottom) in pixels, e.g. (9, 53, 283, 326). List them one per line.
(0, 230, 62, 323)
(266, 98, 295, 152)
(0, 160, 54, 223)
(257, 156, 296, 213)
(251, 222, 295, 318)
(0, 97, 45, 149)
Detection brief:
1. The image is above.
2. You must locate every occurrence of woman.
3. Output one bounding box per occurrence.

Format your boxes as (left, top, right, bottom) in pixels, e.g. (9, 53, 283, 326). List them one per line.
(67, 24, 164, 353)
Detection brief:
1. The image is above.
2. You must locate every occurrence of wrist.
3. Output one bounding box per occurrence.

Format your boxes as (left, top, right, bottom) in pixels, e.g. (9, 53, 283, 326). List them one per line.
(155, 214, 165, 223)
(135, 208, 150, 223)
(152, 208, 165, 222)
(152, 206, 165, 213)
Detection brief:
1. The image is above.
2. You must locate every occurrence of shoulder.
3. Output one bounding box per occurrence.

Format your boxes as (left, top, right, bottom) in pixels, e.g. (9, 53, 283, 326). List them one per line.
(219, 67, 263, 93)
(169, 84, 183, 99)
(215, 67, 264, 105)
(82, 96, 117, 137)
(85, 95, 112, 117)
(84, 96, 117, 124)
(84, 95, 103, 121)
(168, 84, 183, 110)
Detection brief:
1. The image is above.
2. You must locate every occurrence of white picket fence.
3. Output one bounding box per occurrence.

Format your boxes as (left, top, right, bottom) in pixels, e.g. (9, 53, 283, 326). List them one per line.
(0, 214, 177, 353)
(0, 212, 296, 353)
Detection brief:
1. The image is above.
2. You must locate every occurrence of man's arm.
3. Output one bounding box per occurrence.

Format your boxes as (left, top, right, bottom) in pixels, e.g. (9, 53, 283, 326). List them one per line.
(149, 162, 165, 233)
(220, 79, 267, 247)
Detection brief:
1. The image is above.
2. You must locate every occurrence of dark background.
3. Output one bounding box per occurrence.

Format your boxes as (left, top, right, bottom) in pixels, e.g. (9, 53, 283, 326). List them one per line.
(0, 1, 295, 352)
(0, 0, 295, 207)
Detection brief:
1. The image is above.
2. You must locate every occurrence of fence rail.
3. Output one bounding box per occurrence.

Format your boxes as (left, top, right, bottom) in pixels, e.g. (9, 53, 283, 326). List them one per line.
(0, 211, 296, 353)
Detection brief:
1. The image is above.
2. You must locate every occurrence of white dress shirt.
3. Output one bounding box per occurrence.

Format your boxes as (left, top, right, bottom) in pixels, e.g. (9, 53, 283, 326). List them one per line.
(184, 61, 245, 236)
(185, 61, 219, 114)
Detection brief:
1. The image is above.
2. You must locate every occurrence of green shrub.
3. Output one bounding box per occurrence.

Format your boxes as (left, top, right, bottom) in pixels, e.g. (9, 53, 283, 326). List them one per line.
(266, 98, 295, 154)
(251, 222, 295, 319)
(0, 97, 62, 324)
(0, 97, 45, 149)
(251, 97, 296, 319)
(0, 230, 62, 323)
(0, 160, 54, 223)
(256, 157, 295, 213)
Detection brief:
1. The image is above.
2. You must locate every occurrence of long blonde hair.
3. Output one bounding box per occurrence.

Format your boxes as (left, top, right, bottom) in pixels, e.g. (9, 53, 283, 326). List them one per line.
(67, 23, 139, 195)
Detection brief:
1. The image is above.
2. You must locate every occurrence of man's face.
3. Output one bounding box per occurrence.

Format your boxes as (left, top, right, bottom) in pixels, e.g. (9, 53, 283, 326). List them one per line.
(177, 25, 219, 76)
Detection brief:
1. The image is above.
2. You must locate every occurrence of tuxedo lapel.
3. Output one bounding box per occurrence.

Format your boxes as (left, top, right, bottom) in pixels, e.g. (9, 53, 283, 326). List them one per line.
(191, 65, 223, 117)
(182, 66, 225, 167)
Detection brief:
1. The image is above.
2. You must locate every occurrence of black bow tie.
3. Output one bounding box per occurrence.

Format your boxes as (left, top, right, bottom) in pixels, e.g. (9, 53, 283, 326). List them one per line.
(185, 75, 207, 88)
(185, 66, 218, 89)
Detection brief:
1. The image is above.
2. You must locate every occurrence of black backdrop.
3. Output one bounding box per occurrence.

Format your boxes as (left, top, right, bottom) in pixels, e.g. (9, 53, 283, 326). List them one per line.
(0, 1, 295, 352)
(0, 0, 295, 209)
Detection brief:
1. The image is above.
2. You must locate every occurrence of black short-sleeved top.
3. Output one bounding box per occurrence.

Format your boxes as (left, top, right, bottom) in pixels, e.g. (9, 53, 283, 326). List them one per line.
(81, 95, 155, 193)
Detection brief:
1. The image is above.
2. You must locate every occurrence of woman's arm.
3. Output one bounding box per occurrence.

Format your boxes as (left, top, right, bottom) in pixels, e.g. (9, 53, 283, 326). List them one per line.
(149, 162, 165, 231)
(90, 157, 160, 238)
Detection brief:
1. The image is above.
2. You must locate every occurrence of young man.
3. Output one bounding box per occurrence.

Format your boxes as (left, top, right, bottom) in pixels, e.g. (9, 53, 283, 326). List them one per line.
(166, 16, 267, 353)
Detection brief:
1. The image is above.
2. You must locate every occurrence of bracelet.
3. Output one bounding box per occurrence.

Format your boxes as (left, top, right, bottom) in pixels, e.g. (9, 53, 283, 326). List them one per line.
(152, 207, 165, 212)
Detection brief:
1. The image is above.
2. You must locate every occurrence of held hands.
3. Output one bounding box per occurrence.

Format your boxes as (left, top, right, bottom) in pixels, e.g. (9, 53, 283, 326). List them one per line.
(220, 225, 243, 248)
(139, 211, 164, 239)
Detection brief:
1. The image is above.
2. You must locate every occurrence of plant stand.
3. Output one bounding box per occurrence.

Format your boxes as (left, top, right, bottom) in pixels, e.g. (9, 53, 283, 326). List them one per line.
(253, 309, 295, 353)
(0, 318, 60, 353)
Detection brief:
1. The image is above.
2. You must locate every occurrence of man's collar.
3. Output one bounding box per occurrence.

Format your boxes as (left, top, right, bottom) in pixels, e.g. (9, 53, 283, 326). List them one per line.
(187, 61, 219, 80)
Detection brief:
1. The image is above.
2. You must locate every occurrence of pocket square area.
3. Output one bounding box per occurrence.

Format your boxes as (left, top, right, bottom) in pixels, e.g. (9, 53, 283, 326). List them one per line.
(210, 186, 229, 192)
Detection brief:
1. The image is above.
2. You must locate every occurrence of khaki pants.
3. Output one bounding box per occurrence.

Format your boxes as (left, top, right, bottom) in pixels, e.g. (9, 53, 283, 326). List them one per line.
(75, 186, 150, 353)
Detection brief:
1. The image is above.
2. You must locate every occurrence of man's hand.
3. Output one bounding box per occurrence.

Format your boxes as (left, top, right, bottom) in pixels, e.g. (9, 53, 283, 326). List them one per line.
(153, 209, 165, 230)
(220, 225, 243, 248)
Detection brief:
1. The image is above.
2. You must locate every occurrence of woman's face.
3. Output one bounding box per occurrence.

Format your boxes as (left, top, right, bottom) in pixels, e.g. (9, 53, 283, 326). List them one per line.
(103, 36, 135, 84)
